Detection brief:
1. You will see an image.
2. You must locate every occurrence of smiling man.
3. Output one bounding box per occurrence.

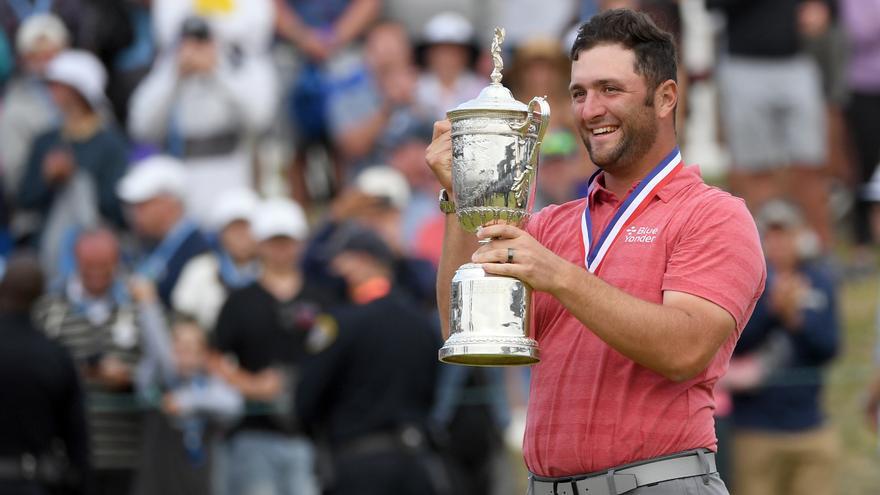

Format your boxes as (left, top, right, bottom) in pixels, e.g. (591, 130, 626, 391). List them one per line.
(425, 9, 766, 494)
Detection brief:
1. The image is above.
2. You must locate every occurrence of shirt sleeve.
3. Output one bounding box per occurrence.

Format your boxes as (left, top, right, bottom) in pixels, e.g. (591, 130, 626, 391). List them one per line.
(662, 192, 766, 331)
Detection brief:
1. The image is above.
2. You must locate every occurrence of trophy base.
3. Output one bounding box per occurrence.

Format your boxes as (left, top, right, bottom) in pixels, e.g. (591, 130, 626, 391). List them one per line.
(438, 336, 540, 367)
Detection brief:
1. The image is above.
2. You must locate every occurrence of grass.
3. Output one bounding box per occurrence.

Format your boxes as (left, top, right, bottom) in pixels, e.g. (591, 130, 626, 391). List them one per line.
(828, 274, 880, 493)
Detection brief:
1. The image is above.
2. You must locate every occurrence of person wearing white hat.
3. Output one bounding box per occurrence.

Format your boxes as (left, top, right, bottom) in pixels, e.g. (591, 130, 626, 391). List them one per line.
(172, 188, 260, 330)
(16, 48, 128, 280)
(117, 155, 211, 308)
(415, 11, 483, 121)
(0, 13, 68, 200)
(212, 196, 326, 495)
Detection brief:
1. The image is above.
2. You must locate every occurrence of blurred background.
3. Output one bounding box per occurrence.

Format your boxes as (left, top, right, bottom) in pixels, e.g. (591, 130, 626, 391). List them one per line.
(0, 0, 878, 494)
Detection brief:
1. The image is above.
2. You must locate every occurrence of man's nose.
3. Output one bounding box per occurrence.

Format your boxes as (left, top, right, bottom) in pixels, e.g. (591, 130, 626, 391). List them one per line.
(579, 91, 606, 123)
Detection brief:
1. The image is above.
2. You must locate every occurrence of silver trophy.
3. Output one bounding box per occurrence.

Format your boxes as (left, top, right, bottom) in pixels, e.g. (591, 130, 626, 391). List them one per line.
(438, 27, 550, 366)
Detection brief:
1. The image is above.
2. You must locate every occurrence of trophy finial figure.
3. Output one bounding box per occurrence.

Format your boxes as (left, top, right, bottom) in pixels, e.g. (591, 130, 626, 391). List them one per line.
(490, 27, 506, 85)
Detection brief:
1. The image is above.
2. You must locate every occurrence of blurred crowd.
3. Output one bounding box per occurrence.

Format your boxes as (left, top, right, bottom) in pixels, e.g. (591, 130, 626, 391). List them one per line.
(0, 0, 878, 494)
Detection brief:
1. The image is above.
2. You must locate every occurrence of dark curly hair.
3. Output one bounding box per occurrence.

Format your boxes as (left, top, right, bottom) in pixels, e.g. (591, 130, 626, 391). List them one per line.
(570, 9, 677, 101)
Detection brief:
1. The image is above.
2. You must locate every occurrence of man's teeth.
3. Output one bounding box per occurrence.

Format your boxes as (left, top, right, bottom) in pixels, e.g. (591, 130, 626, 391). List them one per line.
(592, 126, 617, 135)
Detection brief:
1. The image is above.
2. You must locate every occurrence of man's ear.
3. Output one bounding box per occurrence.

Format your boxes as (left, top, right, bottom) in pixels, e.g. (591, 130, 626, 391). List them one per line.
(655, 79, 678, 120)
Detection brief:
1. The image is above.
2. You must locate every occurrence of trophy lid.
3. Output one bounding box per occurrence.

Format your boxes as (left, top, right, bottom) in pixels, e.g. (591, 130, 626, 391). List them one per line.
(447, 27, 528, 116)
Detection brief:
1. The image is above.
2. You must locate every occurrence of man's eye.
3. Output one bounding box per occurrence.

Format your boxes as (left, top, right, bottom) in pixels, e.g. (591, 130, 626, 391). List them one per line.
(571, 90, 585, 100)
(603, 86, 619, 94)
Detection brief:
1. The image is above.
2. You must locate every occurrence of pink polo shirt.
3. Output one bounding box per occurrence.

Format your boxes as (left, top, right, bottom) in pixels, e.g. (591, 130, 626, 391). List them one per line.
(523, 165, 765, 477)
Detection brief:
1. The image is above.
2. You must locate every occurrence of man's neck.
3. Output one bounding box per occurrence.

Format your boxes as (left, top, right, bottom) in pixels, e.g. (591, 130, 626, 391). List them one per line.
(260, 269, 302, 301)
(602, 141, 678, 199)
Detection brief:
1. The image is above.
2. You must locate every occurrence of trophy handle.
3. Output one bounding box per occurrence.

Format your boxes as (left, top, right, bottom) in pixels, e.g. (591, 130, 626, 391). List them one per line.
(526, 96, 551, 162)
(510, 97, 551, 209)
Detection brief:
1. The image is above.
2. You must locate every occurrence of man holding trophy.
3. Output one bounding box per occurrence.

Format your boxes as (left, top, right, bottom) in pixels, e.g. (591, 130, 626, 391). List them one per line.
(425, 9, 765, 495)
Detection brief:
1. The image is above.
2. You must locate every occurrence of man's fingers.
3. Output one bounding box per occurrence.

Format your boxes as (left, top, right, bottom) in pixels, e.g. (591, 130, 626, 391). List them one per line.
(432, 119, 451, 140)
(476, 223, 524, 241)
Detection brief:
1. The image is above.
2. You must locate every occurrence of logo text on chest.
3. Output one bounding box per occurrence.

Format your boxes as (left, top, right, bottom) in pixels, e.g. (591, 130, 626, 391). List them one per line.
(624, 226, 659, 244)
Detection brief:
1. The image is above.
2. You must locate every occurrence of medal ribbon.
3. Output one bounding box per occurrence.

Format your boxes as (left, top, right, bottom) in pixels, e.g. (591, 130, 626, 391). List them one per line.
(581, 147, 683, 273)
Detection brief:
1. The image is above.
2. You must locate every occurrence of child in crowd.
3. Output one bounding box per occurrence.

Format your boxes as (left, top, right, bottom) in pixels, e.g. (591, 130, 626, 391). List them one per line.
(131, 278, 242, 495)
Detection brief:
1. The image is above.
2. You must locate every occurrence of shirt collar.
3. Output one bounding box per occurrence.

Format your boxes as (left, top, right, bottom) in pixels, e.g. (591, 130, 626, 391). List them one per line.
(587, 161, 700, 207)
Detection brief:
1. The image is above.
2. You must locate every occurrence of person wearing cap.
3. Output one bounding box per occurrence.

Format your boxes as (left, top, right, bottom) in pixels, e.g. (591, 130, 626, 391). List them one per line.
(304, 166, 438, 309)
(415, 11, 483, 121)
(33, 228, 146, 495)
(724, 201, 839, 495)
(128, 11, 277, 226)
(426, 10, 765, 493)
(297, 223, 443, 495)
(172, 188, 260, 331)
(16, 48, 129, 279)
(0, 13, 68, 201)
(211, 197, 331, 495)
(117, 155, 211, 309)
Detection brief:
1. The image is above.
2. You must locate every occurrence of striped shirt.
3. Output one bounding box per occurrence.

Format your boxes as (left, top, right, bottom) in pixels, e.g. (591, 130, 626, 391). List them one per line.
(34, 294, 144, 470)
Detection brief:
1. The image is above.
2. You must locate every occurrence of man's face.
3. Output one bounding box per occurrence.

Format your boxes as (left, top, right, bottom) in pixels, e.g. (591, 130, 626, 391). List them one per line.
(76, 237, 119, 296)
(258, 236, 301, 270)
(220, 220, 256, 263)
(569, 44, 658, 173)
(128, 196, 175, 239)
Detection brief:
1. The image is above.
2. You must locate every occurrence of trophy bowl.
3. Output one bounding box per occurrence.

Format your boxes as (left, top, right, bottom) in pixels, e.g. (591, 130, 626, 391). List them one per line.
(438, 27, 550, 367)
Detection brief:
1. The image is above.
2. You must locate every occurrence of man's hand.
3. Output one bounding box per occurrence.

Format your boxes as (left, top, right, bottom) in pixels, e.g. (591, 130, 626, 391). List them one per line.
(798, 0, 830, 38)
(92, 356, 132, 390)
(42, 149, 75, 185)
(472, 223, 574, 293)
(178, 40, 218, 76)
(162, 392, 183, 417)
(129, 276, 158, 304)
(769, 272, 807, 330)
(425, 120, 453, 191)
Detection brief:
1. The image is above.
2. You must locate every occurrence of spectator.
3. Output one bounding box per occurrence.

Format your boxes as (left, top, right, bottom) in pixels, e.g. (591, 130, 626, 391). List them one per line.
(152, 0, 274, 55)
(78, 0, 157, 126)
(0, 13, 67, 204)
(16, 49, 128, 282)
(840, 0, 880, 264)
(708, 0, 832, 251)
(33, 228, 143, 495)
(326, 21, 431, 170)
(726, 201, 839, 495)
(275, 0, 381, 203)
(304, 166, 437, 309)
(172, 188, 260, 331)
(117, 155, 211, 308)
(128, 13, 277, 225)
(297, 224, 443, 495)
(431, 365, 514, 495)
(211, 198, 331, 495)
(0, 254, 90, 495)
(415, 12, 483, 121)
(132, 281, 243, 495)
(0, 0, 82, 49)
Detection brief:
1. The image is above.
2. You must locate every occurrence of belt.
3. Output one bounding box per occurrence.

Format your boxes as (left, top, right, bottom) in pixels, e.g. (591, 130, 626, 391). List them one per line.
(182, 131, 240, 159)
(529, 449, 717, 495)
(335, 425, 428, 460)
(0, 454, 67, 484)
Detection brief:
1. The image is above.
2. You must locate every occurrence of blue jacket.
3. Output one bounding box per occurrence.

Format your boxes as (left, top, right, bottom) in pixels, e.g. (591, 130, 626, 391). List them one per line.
(731, 262, 840, 431)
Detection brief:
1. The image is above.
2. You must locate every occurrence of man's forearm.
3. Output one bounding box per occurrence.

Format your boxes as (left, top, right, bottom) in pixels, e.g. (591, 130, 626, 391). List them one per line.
(437, 213, 480, 338)
(553, 264, 734, 381)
